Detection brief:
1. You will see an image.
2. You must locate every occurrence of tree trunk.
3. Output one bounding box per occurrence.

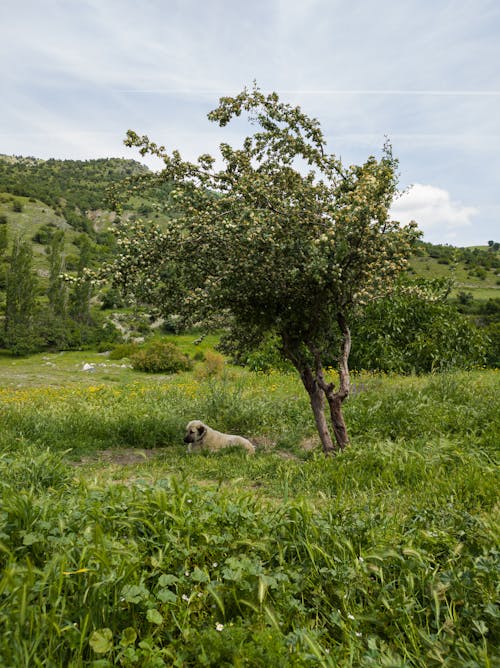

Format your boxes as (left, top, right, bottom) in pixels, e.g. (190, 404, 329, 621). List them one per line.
(282, 331, 346, 455)
(326, 394, 349, 450)
(300, 365, 336, 455)
(324, 312, 352, 450)
(310, 312, 351, 451)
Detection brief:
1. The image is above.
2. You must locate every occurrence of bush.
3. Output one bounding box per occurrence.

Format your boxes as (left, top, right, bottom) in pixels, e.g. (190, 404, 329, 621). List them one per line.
(109, 342, 141, 360)
(99, 286, 124, 309)
(130, 340, 193, 373)
(32, 223, 57, 245)
(243, 334, 294, 373)
(194, 350, 225, 379)
(350, 291, 488, 373)
(11, 200, 23, 213)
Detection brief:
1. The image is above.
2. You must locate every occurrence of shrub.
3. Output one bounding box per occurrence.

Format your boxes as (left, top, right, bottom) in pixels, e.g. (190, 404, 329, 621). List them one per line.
(350, 292, 488, 373)
(109, 342, 141, 360)
(130, 340, 193, 373)
(195, 350, 225, 379)
(11, 200, 23, 213)
(241, 333, 294, 373)
(32, 223, 57, 245)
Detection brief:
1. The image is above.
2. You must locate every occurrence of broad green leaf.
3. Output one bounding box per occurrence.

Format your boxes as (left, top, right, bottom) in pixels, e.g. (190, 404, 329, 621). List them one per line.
(89, 628, 113, 654)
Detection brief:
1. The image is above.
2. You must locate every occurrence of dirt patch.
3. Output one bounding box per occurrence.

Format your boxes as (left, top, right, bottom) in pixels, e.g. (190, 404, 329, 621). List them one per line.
(252, 436, 276, 452)
(276, 450, 300, 460)
(300, 436, 320, 451)
(72, 447, 164, 467)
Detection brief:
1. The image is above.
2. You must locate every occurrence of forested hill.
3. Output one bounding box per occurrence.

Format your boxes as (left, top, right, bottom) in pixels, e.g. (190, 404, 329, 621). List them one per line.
(0, 154, 150, 231)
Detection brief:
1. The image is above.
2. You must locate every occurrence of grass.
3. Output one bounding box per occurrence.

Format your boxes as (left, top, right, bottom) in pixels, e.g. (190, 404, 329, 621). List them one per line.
(0, 350, 498, 666)
(409, 255, 499, 300)
(0, 194, 80, 271)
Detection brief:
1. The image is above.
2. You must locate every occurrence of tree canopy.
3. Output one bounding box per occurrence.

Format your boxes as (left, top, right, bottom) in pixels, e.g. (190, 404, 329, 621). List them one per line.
(106, 85, 420, 453)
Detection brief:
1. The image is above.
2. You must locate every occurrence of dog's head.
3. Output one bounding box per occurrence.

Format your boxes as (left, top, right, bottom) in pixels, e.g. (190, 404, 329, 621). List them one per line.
(184, 420, 207, 444)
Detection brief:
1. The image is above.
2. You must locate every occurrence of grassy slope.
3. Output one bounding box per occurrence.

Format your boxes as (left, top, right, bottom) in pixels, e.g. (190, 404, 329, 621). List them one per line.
(409, 254, 499, 300)
(0, 194, 81, 272)
(0, 350, 498, 666)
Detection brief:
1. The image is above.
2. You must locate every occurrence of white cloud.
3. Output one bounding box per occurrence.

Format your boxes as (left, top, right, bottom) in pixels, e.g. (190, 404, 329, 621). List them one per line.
(391, 184, 479, 243)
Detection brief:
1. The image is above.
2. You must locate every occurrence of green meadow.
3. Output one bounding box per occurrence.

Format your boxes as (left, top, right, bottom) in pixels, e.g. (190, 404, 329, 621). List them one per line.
(0, 349, 498, 667)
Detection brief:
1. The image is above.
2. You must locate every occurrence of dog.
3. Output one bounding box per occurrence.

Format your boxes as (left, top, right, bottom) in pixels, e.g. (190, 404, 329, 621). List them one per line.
(183, 420, 256, 454)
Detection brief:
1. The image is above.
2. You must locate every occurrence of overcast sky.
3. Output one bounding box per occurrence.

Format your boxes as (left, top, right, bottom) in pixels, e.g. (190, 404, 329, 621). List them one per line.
(1, 0, 499, 246)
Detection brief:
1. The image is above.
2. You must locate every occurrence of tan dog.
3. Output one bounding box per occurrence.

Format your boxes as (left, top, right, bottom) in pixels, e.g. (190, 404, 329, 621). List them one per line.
(184, 420, 255, 454)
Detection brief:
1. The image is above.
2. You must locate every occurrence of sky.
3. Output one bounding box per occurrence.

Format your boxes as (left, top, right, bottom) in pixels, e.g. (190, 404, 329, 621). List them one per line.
(1, 0, 499, 247)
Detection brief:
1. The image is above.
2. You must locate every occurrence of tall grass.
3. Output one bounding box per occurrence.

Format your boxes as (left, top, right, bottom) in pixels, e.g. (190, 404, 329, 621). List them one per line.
(0, 368, 498, 666)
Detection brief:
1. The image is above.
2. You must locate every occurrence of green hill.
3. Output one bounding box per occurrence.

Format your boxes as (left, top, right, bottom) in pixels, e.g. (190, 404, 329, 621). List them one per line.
(409, 242, 500, 301)
(0, 154, 150, 232)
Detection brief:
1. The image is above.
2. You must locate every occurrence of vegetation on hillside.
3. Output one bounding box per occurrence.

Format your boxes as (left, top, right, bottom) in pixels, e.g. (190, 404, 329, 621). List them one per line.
(0, 155, 150, 233)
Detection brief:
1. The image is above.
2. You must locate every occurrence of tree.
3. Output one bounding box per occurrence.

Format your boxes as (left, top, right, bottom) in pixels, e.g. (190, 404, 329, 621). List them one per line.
(46, 230, 68, 318)
(106, 85, 419, 453)
(0, 218, 7, 290)
(4, 237, 39, 354)
(69, 236, 93, 324)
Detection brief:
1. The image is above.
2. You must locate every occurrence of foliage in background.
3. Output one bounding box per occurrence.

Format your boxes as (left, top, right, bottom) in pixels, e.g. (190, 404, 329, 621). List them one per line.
(0, 153, 498, 373)
(0, 155, 150, 233)
(3, 237, 41, 355)
(0, 232, 121, 356)
(349, 280, 489, 373)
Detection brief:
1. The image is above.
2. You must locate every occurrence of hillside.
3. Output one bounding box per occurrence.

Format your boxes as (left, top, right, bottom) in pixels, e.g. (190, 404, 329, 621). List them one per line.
(0, 154, 150, 232)
(409, 241, 500, 301)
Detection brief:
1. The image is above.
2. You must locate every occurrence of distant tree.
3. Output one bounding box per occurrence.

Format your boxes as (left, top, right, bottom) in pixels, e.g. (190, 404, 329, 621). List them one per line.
(0, 219, 7, 256)
(46, 230, 68, 318)
(105, 85, 419, 453)
(457, 291, 474, 307)
(4, 237, 39, 354)
(0, 218, 7, 290)
(69, 236, 93, 324)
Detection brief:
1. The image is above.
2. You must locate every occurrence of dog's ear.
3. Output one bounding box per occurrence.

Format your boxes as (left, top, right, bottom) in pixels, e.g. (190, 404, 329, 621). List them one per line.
(197, 425, 206, 437)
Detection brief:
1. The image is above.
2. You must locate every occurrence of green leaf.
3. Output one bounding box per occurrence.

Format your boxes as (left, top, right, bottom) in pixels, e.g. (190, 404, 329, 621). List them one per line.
(121, 583, 149, 604)
(146, 608, 163, 625)
(120, 627, 137, 647)
(157, 588, 177, 604)
(191, 566, 209, 583)
(89, 628, 113, 654)
(158, 574, 178, 587)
